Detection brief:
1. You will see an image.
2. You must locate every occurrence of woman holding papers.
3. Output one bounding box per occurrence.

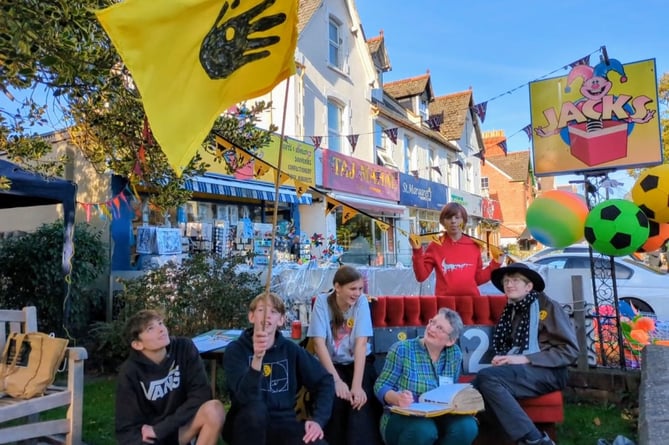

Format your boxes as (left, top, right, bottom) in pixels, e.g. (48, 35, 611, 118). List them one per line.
(410, 202, 504, 297)
(374, 308, 478, 445)
(307, 265, 383, 445)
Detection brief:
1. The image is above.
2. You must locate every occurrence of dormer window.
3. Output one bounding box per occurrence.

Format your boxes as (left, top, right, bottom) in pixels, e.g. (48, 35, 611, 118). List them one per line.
(419, 96, 429, 121)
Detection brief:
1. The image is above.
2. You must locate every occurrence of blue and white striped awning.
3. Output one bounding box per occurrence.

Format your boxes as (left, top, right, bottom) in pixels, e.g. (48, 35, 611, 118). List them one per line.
(185, 175, 312, 204)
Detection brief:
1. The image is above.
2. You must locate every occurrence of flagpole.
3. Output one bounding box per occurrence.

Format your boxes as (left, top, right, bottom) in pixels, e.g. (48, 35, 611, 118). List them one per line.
(263, 77, 291, 327)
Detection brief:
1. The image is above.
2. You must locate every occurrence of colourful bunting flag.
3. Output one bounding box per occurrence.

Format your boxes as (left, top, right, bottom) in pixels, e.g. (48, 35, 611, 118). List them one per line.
(522, 124, 533, 142)
(427, 114, 443, 131)
(294, 180, 309, 197)
(473, 102, 487, 123)
(325, 196, 340, 215)
(568, 55, 591, 68)
(347, 134, 359, 152)
(253, 159, 271, 178)
(409, 233, 421, 246)
(498, 140, 508, 155)
(383, 127, 398, 145)
(397, 228, 409, 238)
(310, 136, 322, 149)
(342, 205, 358, 224)
(95, 0, 298, 175)
(473, 150, 485, 166)
(432, 165, 443, 175)
(375, 220, 390, 232)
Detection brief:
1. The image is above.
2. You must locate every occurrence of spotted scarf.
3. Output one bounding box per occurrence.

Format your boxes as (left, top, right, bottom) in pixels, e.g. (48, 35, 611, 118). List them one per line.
(492, 290, 540, 355)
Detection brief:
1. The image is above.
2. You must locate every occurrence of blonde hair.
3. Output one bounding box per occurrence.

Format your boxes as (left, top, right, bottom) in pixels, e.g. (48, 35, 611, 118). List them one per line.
(249, 292, 286, 315)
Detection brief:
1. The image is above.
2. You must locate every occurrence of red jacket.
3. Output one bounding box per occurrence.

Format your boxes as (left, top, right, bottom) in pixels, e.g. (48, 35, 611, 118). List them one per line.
(412, 235, 501, 297)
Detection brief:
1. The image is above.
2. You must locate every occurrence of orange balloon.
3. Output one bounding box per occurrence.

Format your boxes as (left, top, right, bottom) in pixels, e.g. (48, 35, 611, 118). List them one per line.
(638, 220, 669, 252)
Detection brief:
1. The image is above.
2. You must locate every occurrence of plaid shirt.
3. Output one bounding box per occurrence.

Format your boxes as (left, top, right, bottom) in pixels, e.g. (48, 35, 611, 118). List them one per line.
(374, 337, 463, 437)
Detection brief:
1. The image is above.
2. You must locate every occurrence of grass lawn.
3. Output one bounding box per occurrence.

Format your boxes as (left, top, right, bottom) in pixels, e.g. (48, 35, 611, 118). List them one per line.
(33, 377, 637, 445)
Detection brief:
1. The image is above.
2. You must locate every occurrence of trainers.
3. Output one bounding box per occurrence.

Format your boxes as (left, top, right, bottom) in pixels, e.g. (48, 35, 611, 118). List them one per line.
(519, 432, 555, 445)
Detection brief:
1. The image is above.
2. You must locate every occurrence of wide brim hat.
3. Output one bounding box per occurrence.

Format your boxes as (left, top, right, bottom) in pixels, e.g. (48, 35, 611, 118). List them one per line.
(491, 262, 545, 293)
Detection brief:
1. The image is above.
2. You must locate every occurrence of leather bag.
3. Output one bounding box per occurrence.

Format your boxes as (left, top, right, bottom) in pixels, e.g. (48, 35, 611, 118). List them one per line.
(0, 332, 68, 399)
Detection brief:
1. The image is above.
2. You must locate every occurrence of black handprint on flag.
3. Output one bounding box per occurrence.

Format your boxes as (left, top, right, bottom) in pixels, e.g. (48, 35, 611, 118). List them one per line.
(200, 0, 287, 79)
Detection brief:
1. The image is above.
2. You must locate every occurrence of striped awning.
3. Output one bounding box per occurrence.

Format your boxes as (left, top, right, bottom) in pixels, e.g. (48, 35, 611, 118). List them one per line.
(185, 175, 312, 204)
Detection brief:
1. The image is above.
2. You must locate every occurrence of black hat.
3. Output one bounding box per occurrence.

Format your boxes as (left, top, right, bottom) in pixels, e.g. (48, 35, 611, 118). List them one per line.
(491, 262, 545, 293)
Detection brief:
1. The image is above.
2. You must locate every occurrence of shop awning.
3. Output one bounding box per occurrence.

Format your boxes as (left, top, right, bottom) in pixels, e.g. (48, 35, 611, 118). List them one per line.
(330, 193, 405, 216)
(185, 175, 312, 204)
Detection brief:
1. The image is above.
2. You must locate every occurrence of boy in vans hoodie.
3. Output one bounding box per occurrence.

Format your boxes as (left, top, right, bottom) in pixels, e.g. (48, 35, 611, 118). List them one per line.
(223, 292, 335, 445)
(115, 309, 225, 445)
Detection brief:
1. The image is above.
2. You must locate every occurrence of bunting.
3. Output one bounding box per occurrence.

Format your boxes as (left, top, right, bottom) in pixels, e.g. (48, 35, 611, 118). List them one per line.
(342, 205, 358, 224)
(347, 134, 359, 152)
(431, 165, 443, 175)
(274, 170, 291, 186)
(568, 55, 591, 68)
(473, 102, 487, 123)
(253, 159, 271, 178)
(294, 180, 310, 197)
(522, 124, 533, 142)
(409, 233, 421, 247)
(473, 150, 485, 166)
(427, 114, 443, 131)
(310, 136, 322, 149)
(95, 0, 299, 175)
(325, 196, 340, 215)
(383, 127, 398, 145)
(497, 140, 508, 155)
(375, 220, 390, 232)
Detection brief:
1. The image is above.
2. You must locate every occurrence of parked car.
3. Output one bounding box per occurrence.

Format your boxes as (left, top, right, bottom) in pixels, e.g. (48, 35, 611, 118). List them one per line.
(479, 251, 669, 320)
(536, 252, 668, 319)
(523, 243, 590, 262)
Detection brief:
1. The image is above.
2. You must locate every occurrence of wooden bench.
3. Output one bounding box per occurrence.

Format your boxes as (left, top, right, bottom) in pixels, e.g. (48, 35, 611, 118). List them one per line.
(0, 306, 87, 445)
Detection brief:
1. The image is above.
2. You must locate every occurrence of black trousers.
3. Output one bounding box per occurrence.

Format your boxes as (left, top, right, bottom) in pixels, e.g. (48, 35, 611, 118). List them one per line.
(223, 401, 329, 445)
(472, 364, 567, 442)
(325, 356, 383, 445)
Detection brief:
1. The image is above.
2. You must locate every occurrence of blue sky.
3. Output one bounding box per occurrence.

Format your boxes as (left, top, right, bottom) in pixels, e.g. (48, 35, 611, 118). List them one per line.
(356, 0, 668, 193)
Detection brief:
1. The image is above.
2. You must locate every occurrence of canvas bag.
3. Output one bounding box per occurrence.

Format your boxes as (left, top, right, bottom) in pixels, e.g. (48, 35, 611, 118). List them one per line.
(0, 332, 68, 399)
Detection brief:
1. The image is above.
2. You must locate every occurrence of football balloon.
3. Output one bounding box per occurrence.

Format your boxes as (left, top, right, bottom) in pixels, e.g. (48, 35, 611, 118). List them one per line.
(631, 164, 669, 223)
(637, 220, 669, 252)
(584, 199, 650, 256)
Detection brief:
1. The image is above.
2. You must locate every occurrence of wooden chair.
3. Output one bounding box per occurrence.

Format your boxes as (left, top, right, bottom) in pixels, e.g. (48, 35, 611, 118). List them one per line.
(0, 306, 87, 445)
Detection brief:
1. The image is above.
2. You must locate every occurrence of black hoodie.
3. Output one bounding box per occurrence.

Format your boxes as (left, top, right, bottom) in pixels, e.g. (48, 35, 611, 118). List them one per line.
(115, 337, 212, 445)
(224, 327, 334, 428)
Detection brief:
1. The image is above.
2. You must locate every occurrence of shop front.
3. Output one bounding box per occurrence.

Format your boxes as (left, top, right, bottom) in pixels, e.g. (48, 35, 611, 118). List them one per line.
(111, 135, 316, 270)
(321, 150, 402, 266)
(398, 173, 449, 235)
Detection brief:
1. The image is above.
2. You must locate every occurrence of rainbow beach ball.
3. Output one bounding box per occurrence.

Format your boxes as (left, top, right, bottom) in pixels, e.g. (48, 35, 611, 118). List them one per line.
(526, 190, 589, 248)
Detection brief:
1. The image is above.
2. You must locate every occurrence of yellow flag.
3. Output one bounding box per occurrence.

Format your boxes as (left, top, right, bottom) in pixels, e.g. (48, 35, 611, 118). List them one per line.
(342, 206, 358, 224)
(409, 233, 421, 246)
(95, 0, 298, 175)
(375, 220, 390, 232)
(325, 196, 340, 215)
(253, 159, 271, 178)
(235, 148, 253, 169)
(294, 180, 309, 197)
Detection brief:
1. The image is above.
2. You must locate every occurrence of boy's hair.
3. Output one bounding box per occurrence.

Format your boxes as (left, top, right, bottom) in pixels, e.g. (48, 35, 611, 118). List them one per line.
(249, 292, 286, 315)
(124, 309, 164, 345)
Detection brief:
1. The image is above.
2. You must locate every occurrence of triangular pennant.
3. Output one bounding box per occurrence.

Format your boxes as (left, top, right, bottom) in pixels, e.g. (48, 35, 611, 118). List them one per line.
(498, 140, 508, 155)
(294, 180, 309, 197)
(522, 124, 533, 142)
(411, 169, 419, 178)
(253, 159, 272, 178)
(397, 228, 409, 238)
(310, 136, 322, 149)
(375, 220, 390, 232)
(568, 54, 591, 68)
(383, 127, 398, 145)
(278, 172, 291, 185)
(421, 234, 441, 245)
(325, 196, 341, 215)
(370, 105, 380, 117)
(432, 165, 442, 175)
(409, 233, 421, 246)
(427, 114, 443, 131)
(347, 134, 359, 152)
(473, 102, 487, 123)
(342, 205, 358, 224)
(235, 147, 252, 169)
(473, 150, 486, 166)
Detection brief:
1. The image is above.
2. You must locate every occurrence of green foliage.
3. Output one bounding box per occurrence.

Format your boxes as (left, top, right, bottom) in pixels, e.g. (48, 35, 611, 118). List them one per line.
(89, 252, 263, 372)
(0, 220, 107, 337)
(0, 1, 277, 211)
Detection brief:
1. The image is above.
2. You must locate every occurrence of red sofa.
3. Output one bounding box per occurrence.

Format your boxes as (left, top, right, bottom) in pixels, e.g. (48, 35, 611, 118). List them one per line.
(370, 295, 563, 444)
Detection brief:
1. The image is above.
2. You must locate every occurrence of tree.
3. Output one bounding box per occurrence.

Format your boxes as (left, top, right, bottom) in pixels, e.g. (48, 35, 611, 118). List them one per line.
(0, 0, 276, 210)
